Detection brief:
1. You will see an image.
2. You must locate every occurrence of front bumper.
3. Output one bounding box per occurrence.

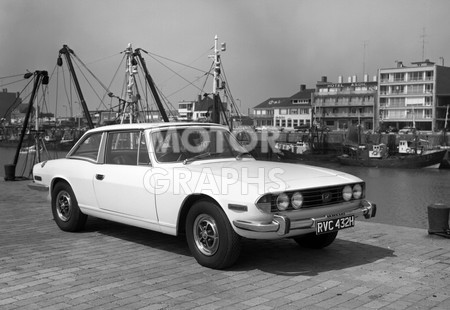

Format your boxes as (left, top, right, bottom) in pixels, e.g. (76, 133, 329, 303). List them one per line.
(233, 199, 376, 236)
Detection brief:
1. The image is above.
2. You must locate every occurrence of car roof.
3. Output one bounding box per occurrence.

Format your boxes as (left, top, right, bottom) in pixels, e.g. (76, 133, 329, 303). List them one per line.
(87, 122, 226, 133)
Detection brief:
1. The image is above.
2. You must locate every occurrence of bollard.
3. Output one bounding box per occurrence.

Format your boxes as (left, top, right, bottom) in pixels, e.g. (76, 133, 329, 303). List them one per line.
(4, 164, 16, 181)
(427, 203, 450, 238)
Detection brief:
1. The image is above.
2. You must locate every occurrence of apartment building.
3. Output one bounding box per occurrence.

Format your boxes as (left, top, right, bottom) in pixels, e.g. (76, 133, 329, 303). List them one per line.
(377, 60, 450, 131)
(312, 76, 377, 131)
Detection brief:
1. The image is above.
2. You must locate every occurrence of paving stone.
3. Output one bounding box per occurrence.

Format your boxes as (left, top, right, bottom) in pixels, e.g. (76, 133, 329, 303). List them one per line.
(1, 180, 450, 309)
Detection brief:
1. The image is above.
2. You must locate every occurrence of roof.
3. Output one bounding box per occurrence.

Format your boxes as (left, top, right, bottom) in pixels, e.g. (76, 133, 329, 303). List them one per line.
(289, 88, 314, 100)
(253, 97, 287, 109)
(87, 122, 227, 133)
(254, 88, 314, 109)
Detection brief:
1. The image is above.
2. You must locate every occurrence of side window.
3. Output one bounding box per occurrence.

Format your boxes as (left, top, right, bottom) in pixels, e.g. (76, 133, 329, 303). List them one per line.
(105, 131, 150, 166)
(70, 132, 103, 161)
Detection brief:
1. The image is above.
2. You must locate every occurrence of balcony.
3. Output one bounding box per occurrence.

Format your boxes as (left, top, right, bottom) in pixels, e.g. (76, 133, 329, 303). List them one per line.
(322, 112, 373, 118)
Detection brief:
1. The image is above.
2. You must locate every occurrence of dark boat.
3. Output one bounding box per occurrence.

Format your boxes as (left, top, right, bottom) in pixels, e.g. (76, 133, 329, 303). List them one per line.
(338, 143, 448, 168)
(275, 141, 338, 162)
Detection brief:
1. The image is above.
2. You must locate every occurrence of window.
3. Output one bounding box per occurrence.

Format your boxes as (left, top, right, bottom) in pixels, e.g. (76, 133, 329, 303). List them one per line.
(105, 131, 149, 165)
(287, 119, 292, 127)
(70, 132, 103, 161)
(151, 127, 246, 163)
(394, 73, 404, 82)
(409, 72, 422, 81)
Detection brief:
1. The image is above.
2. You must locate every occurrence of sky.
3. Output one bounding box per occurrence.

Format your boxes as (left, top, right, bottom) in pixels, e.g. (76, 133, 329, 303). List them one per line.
(1, 0, 449, 116)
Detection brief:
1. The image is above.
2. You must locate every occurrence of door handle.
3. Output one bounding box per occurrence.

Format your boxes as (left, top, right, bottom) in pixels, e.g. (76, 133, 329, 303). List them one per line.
(96, 174, 105, 180)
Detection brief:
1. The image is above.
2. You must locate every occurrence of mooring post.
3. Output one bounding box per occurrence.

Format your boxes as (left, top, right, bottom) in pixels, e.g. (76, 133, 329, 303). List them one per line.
(427, 203, 450, 237)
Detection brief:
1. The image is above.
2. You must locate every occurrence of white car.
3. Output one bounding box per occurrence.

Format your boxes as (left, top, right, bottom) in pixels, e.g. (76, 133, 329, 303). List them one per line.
(29, 123, 376, 269)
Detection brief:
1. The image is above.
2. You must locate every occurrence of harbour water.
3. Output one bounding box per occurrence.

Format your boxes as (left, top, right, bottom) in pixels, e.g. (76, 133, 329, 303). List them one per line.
(0, 146, 449, 230)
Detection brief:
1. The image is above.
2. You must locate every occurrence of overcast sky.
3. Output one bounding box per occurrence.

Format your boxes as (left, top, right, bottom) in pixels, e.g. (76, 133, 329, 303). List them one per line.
(1, 0, 449, 115)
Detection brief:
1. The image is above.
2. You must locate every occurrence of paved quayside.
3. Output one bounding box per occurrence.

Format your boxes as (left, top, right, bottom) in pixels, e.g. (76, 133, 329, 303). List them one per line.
(0, 179, 449, 310)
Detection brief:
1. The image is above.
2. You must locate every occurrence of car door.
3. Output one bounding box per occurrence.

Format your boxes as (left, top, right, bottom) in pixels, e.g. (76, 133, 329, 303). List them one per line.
(93, 130, 159, 225)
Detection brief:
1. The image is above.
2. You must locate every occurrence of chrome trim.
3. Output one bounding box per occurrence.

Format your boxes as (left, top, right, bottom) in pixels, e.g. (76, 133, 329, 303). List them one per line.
(233, 199, 376, 236)
(28, 182, 49, 192)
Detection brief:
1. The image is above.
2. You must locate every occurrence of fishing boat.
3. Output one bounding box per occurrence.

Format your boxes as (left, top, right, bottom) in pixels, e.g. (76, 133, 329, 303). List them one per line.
(275, 126, 339, 162)
(275, 141, 338, 162)
(338, 141, 447, 168)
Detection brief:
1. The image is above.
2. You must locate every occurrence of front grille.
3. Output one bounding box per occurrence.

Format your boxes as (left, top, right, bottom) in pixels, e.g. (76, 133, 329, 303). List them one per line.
(269, 183, 363, 212)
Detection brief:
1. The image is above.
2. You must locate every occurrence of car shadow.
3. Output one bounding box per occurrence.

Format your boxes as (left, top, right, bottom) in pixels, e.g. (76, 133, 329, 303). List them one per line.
(84, 217, 395, 276)
(233, 238, 395, 276)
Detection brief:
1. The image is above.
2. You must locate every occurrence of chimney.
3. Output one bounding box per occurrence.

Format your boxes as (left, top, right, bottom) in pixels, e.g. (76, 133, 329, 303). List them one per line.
(321, 76, 327, 83)
(352, 75, 357, 83)
(300, 84, 306, 91)
(364, 74, 369, 82)
(338, 76, 343, 83)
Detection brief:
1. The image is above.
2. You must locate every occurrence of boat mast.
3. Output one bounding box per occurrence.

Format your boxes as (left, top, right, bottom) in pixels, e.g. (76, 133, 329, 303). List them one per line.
(120, 44, 139, 124)
(208, 35, 228, 124)
(57, 45, 94, 129)
(134, 48, 169, 122)
(212, 35, 221, 124)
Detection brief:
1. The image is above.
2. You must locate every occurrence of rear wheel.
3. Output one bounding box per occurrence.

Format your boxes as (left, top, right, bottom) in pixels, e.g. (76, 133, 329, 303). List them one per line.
(186, 200, 241, 269)
(51, 182, 87, 232)
(294, 231, 338, 249)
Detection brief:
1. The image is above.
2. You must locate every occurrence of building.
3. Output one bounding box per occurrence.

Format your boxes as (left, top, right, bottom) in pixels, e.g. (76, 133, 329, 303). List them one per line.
(377, 60, 450, 131)
(0, 89, 22, 123)
(253, 85, 314, 130)
(312, 76, 377, 131)
(252, 97, 283, 128)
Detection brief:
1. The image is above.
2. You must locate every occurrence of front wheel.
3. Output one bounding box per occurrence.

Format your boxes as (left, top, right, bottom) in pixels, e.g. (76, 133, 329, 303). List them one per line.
(293, 231, 338, 249)
(186, 200, 241, 269)
(51, 182, 87, 232)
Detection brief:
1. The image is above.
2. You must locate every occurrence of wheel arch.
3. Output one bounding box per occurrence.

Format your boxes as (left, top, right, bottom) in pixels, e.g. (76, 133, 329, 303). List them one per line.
(177, 194, 222, 236)
(50, 177, 72, 194)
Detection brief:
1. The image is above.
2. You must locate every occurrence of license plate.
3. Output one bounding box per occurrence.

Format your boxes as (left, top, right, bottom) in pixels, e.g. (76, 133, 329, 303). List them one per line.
(315, 215, 355, 235)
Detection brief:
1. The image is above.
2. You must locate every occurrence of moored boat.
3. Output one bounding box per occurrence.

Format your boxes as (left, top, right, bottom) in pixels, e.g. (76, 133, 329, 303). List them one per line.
(338, 142, 447, 168)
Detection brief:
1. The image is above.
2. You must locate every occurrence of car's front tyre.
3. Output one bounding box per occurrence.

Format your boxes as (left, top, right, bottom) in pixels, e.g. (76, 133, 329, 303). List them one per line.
(186, 200, 241, 269)
(293, 231, 338, 249)
(51, 182, 87, 232)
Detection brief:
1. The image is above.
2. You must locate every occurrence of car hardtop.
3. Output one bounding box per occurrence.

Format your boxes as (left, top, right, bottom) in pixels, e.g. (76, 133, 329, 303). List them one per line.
(86, 122, 228, 134)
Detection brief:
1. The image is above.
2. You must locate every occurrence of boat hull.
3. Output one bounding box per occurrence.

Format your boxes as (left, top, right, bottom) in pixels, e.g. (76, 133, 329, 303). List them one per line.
(278, 149, 338, 162)
(338, 149, 448, 169)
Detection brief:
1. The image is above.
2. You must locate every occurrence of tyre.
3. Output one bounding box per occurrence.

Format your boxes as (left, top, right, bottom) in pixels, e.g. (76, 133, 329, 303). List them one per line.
(294, 231, 338, 249)
(51, 182, 87, 232)
(186, 200, 241, 269)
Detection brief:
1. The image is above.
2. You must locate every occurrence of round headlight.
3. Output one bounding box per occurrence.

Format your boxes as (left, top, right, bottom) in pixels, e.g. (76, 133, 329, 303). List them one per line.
(342, 185, 352, 201)
(291, 192, 303, 209)
(353, 184, 362, 199)
(276, 193, 290, 211)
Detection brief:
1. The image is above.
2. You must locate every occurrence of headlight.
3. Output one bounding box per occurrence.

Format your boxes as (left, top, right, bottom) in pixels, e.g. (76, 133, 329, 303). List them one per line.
(291, 192, 303, 209)
(255, 194, 271, 213)
(276, 193, 290, 211)
(353, 184, 363, 199)
(342, 185, 352, 201)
